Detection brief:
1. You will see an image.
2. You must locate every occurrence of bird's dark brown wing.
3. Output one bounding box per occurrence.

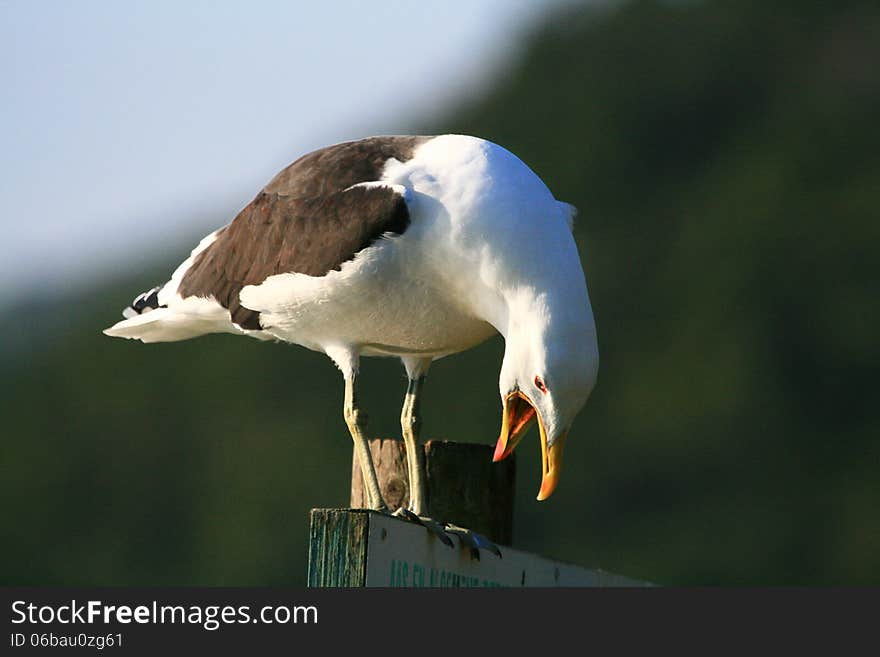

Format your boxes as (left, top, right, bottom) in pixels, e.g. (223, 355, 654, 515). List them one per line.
(265, 136, 427, 198)
(177, 136, 428, 330)
(178, 185, 411, 330)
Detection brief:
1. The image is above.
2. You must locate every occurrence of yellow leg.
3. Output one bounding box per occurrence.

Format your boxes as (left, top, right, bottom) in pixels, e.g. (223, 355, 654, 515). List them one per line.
(400, 376, 427, 516)
(344, 374, 386, 511)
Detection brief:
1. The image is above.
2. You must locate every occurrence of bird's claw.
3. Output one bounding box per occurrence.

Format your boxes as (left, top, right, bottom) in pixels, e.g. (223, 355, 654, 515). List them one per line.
(392, 508, 455, 548)
(443, 524, 502, 560)
(388, 509, 502, 557)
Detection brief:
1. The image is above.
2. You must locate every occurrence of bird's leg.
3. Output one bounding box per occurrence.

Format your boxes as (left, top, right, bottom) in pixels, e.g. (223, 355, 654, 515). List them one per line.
(400, 375, 427, 516)
(393, 375, 454, 548)
(344, 373, 387, 512)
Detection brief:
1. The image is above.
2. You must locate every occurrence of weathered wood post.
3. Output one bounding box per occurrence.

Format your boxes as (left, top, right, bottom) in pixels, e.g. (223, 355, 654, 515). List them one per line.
(349, 439, 514, 544)
(308, 438, 651, 587)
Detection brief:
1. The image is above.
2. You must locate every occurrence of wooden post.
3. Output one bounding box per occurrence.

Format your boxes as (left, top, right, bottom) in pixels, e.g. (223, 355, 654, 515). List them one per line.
(307, 509, 649, 587)
(308, 438, 653, 587)
(350, 439, 515, 545)
(308, 509, 371, 587)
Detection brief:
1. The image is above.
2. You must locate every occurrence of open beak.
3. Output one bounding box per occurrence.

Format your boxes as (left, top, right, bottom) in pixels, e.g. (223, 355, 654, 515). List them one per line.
(493, 390, 536, 462)
(493, 390, 568, 500)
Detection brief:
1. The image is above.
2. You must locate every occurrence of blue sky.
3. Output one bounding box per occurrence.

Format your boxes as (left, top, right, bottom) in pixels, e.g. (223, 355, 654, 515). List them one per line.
(0, 0, 555, 303)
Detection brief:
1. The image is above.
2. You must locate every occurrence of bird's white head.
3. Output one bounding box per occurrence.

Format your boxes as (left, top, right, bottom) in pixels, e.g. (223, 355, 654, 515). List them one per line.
(493, 285, 599, 501)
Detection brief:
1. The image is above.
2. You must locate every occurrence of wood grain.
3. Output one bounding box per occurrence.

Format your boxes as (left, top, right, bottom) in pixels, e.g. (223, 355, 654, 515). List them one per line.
(350, 439, 515, 545)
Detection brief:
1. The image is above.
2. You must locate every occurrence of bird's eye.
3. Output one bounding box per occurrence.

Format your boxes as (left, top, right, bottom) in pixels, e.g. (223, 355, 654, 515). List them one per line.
(534, 376, 548, 394)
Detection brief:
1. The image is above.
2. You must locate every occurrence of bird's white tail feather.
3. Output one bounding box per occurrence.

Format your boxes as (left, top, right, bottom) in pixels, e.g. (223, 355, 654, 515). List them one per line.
(103, 307, 230, 343)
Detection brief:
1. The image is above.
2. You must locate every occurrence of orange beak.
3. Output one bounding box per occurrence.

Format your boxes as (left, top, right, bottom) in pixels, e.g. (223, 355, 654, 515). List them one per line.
(493, 390, 568, 500)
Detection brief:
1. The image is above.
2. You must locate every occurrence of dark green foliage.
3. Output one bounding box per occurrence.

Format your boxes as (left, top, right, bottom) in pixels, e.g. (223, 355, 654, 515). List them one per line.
(2, 0, 878, 585)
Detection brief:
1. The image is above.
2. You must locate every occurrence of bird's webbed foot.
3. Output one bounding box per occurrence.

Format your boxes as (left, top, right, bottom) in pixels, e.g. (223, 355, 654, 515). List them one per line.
(443, 524, 502, 560)
(391, 507, 455, 548)
(390, 509, 503, 558)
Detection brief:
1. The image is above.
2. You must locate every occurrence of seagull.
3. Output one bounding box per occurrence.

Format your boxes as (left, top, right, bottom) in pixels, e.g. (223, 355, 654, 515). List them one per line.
(104, 135, 599, 549)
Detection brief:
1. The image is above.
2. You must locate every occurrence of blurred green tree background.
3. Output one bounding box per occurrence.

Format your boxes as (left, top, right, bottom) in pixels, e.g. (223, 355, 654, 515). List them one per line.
(2, 0, 878, 585)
